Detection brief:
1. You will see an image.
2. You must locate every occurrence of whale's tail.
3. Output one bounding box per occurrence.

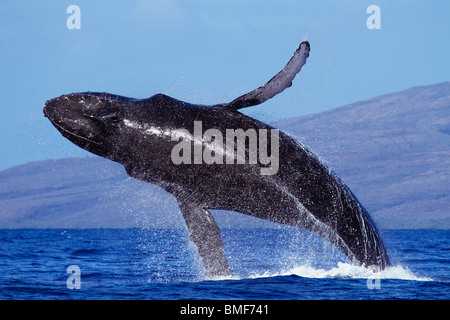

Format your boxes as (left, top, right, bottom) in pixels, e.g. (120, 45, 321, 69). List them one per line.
(311, 175, 391, 270)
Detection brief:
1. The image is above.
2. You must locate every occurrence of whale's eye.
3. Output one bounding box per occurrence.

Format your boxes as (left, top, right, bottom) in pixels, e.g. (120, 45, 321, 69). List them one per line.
(103, 112, 123, 125)
(109, 115, 121, 123)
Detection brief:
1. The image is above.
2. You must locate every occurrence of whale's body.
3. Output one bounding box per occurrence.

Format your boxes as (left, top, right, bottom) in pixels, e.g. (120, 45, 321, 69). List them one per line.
(44, 41, 390, 276)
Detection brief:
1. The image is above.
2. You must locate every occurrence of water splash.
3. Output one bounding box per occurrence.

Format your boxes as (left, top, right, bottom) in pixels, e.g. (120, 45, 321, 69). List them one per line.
(246, 262, 432, 282)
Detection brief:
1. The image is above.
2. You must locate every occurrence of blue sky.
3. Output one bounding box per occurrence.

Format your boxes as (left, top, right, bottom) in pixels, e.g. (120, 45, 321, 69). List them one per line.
(0, 1, 449, 170)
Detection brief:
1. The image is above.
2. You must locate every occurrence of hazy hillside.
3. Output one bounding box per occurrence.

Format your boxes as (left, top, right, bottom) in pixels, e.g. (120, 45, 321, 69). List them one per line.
(0, 158, 183, 228)
(0, 82, 448, 229)
(275, 82, 450, 228)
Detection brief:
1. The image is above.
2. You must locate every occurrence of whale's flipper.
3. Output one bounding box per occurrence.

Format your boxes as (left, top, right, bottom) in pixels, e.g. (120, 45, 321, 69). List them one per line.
(227, 40, 310, 110)
(178, 201, 232, 277)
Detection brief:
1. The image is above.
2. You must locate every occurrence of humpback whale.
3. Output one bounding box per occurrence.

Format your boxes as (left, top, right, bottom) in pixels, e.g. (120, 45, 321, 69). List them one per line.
(43, 41, 391, 277)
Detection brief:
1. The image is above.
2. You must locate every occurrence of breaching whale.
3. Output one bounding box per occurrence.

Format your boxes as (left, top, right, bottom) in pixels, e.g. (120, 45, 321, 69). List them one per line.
(44, 41, 391, 277)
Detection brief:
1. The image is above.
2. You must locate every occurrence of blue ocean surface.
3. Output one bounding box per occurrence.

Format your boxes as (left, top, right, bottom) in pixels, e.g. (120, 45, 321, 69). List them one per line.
(0, 228, 448, 300)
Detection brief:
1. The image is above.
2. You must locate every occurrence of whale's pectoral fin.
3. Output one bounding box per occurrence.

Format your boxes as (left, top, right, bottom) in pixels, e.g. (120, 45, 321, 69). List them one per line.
(178, 200, 232, 277)
(226, 40, 310, 110)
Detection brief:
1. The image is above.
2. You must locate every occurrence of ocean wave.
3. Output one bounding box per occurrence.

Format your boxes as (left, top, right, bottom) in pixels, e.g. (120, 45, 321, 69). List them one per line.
(246, 262, 433, 281)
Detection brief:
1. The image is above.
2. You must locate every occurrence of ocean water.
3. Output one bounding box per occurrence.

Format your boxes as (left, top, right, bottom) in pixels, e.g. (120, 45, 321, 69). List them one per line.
(0, 228, 448, 300)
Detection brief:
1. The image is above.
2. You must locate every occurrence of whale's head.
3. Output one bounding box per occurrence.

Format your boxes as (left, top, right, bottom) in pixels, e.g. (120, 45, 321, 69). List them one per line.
(43, 92, 136, 161)
(44, 92, 184, 177)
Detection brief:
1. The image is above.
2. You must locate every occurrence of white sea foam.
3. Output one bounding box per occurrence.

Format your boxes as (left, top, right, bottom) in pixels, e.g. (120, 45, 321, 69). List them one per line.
(246, 263, 432, 282)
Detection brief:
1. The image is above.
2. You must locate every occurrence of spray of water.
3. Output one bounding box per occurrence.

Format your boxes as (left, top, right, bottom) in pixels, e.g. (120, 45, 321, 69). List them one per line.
(249, 263, 432, 282)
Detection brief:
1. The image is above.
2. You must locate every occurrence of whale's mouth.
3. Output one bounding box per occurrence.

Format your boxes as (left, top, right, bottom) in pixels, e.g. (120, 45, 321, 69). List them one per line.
(48, 114, 104, 147)
(43, 100, 109, 156)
